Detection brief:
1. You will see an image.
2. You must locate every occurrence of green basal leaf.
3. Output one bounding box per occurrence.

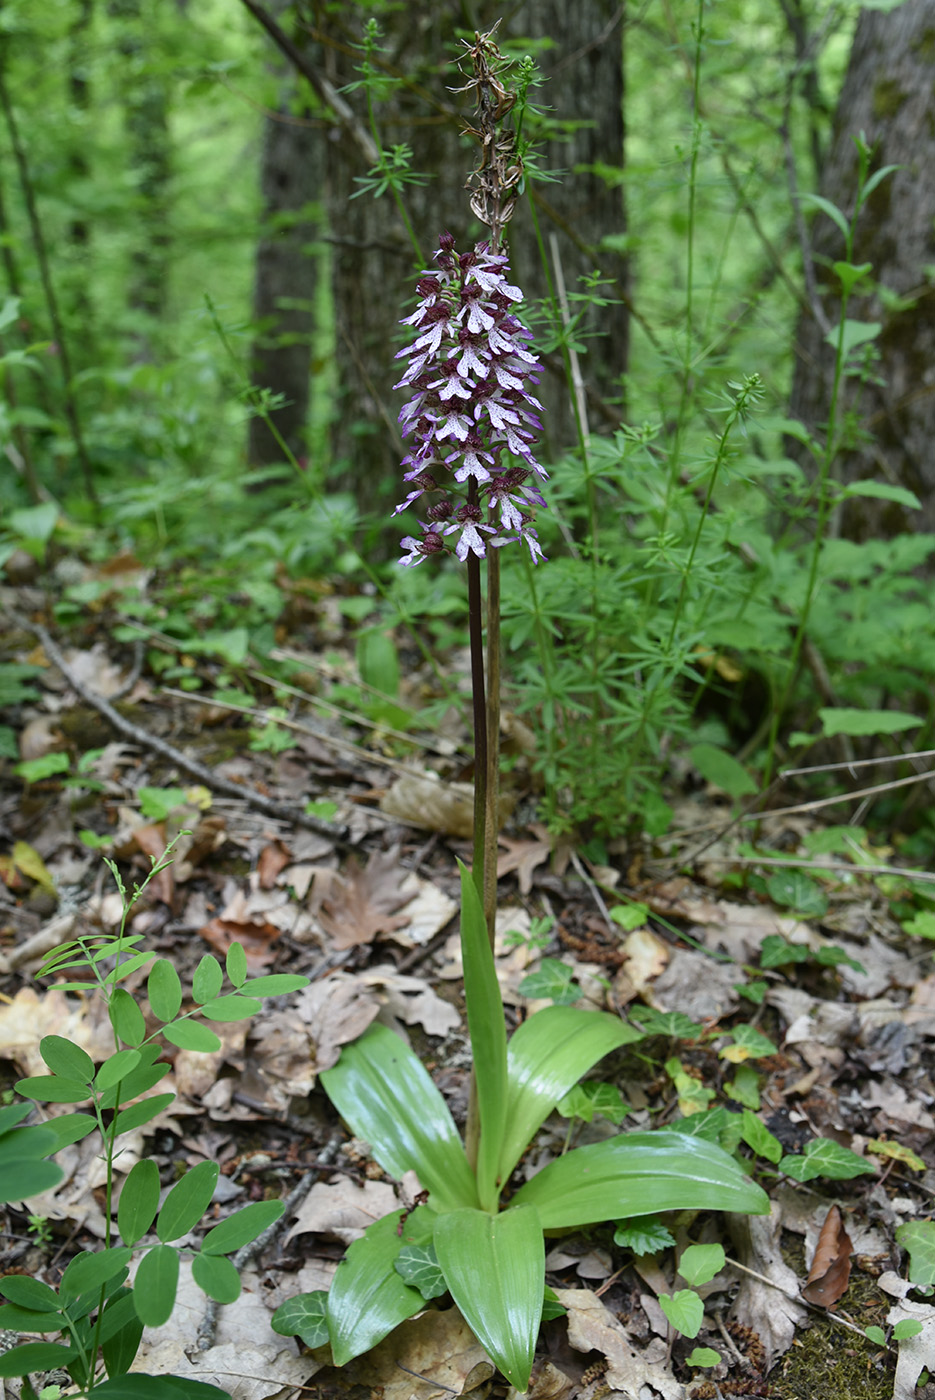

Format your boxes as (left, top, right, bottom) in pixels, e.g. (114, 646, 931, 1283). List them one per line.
(200, 1199, 283, 1255)
(192, 955, 223, 1005)
(659, 1289, 703, 1338)
(89, 1371, 230, 1397)
(118, 1159, 161, 1246)
(458, 860, 507, 1211)
(434, 1204, 544, 1393)
(157, 1161, 219, 1242)
(501, 1004, 641, 1185)
(148, 960, 183, 1023)
(320, 1023, 478, 1212)
(271, 1291, 329, 1350)
(511, 1130, 769, 1229)
(132, 1244, 179, 1327)
(39, 1035, 94, 1084)
(191, 1251, 241, 1305)
(326, 1211, 425, 1366)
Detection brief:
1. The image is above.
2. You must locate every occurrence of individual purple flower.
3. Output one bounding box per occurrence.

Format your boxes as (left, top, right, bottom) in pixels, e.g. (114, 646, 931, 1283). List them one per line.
(394, 234, 547, 565)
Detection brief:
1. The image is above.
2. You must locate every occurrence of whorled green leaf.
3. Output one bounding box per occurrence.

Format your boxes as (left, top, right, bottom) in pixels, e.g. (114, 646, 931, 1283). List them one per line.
(500, 1005, 642, 1186)
(132, 1244, 179, 1327)
(320, 1023, 477, 1212)
(510, 1130, 769, 1229)
(271, 1291, 330, 1350)
(458, 860, 507, 1211)
(434, 1204, 544, 1392)
(326, 1210, 425, 1366)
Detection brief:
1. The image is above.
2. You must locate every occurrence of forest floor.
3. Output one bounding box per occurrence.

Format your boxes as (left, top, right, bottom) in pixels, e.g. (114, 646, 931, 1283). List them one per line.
(1, 584, 934, 1400)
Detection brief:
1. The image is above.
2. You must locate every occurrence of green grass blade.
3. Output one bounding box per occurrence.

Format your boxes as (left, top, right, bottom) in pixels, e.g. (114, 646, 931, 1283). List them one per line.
(457, 860, 507, 1211)
(321, 1023, 478, 1211)
(434, 1205, 544, 1392)
(500, 1006, 642, 1183)
(510, 1130, 769, 1228)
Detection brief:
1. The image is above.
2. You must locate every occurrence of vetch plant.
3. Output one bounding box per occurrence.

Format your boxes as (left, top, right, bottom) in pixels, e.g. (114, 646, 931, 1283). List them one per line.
(272, 27, 768, 1393)
(0, 838, 308, 1398)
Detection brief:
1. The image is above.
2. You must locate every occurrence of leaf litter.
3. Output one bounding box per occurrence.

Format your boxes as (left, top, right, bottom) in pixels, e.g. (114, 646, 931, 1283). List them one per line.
(3, 611, 935, 1399)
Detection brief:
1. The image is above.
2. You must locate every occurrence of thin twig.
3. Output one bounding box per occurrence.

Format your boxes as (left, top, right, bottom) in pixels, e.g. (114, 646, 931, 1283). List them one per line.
(11, 612, 348, 843)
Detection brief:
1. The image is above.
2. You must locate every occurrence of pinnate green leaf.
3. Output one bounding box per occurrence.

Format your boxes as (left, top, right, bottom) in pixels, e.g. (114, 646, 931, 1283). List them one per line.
(157, 1161, 219, 1241)
(226, 942, 247, 988)
(0, 1276, 60, 1311)
(133, 1244, 180, 1327)
(162, 1020, 222, 1052)
(119, 1159, 161, 1246)
(110, 988, 146, 1047)
(113, 1093, 176, 1136)
(15, 1074, 91, 1104)
(201, 1199, 283, 1255)
(0, 1342, 78, 1378)
(199, 994, 260, 1022)
(148, 960, 183, 1022)
(96, 1049, 142, 1092)
(240, 974, 309, 996)
(192, 955, 222, 1005)
(40, 1034, 94, 1083)
(191, 1251, 241, 1304)
(60, 1247, 132, 1303)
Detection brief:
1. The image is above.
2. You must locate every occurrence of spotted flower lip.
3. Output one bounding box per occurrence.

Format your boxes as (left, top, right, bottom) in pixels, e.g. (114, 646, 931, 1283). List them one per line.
(394, 236, 547, 564)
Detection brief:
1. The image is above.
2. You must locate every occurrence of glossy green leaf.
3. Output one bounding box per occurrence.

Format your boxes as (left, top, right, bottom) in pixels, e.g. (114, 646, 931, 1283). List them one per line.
(200, 1199, 283, 1255)
(501, 1005, 641, 1185)
(434, 1204, 544, 1392)
(192, 955, 223, 1005)
(458, 860, 507, 1210)
(739, 1109, 782, 1164)
(394, 1243, 447, 1300)
(191, 1251, 241, 1304)
(511, 1130, 770, 1229)
(162, 1020, 222, 1053)
(0, 1342, 78, 1377)
(327, 1210, 425, 1365)
(157, 1161, 219, 1241)
(149, 959, 183, 1022)
(780, 1139, 875, 1182)
(320, 1023, 478, 1211)
(118, 1159, 161, 1245)
(109, 988, 146, 1047)
(896, 1220, 935, 1285)
(132, 1244, 179, 1327)
(271, 1291, 329, 1349)
(40, 1034, 94, 1083)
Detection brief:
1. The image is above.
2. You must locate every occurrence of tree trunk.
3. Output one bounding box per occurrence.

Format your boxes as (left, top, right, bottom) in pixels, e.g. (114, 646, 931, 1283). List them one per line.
(789, 0, 935, 540)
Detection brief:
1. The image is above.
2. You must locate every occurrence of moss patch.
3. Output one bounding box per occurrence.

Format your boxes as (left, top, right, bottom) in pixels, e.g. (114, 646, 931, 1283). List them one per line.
(872, 78, 909, 120)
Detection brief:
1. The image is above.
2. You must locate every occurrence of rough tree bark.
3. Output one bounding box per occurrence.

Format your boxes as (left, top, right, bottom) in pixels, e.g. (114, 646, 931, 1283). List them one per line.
(789, 0, 935, 540)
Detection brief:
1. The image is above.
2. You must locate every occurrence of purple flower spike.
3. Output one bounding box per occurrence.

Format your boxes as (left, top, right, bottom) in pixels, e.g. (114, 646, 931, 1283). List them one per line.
(394, 236, 548, 565)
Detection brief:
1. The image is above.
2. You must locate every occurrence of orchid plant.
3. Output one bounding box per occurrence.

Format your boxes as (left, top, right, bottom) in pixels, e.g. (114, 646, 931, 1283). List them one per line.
(272, 26, 768, 1392)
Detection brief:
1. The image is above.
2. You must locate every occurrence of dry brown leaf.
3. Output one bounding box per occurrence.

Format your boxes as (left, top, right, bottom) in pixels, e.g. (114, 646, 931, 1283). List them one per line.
(257, 838, 292, 890)
(173, 1020, 250, 1101)
(727, 1205, 807, 1370)
(648, 947, 741, 1021)
(199, 916, 280, 971)
(557, 1289, 684, 1400)
(802, 1205, 852, 1306)
(318, 846, 415, 949)
(284, 1177, 398, 1245)
(343, 1307, 494, 1400)
(131, 822, 175, 905)
(619, 927, 669, 993)
(497, 823, 571, 895)
(0, 985, 116, 1075)
(381, 771, 475, 837)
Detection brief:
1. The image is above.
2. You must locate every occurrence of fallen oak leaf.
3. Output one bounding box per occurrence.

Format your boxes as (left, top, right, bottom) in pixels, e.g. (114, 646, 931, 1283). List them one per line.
(318, 846, 414, 950)
(258, 837, 292, 890)
(802, 1204, 852, 1307)
(199, 916, 280, 972)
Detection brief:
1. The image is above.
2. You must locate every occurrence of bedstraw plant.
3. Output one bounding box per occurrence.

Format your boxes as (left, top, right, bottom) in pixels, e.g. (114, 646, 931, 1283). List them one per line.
(272, 28, 769, 1392)
(0, 837, 308, 1399)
